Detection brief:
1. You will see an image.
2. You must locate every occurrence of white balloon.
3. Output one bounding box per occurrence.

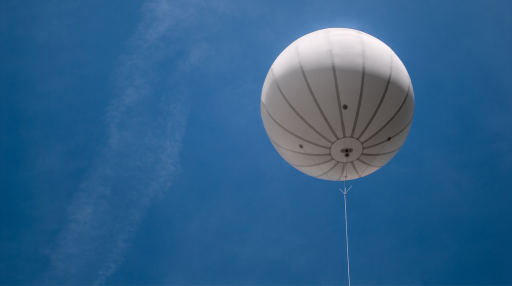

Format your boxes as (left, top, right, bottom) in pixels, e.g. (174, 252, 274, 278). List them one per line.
(261, 28, 415, 181)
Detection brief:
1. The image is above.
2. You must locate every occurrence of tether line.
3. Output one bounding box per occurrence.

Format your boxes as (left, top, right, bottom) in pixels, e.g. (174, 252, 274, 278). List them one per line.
(340, 175, 352, 286)
(302, 145, 352, 286)
(343, 190, 351, 286)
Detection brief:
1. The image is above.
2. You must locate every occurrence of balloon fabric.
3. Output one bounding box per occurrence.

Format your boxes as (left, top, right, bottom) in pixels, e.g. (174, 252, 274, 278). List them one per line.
(261, 28, 415, 181)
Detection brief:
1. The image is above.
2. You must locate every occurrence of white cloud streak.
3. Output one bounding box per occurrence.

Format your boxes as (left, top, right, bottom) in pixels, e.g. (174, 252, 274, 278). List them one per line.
(42, 1, 210, 284)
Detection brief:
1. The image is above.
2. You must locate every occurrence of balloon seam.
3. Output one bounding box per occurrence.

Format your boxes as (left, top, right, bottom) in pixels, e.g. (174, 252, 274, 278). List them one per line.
(296, 45, 339, 141)
(337, 163, 346, 181)
(269, 137, 330, 156)
(357, 54, 394, 139)
(290, 158, 334, 167)
(271, 69, 334, 144)
(327, 32, 346, 138)
(314, 161, 339, 178)
(357, 158, 381, 168)
(362, 83, 411, 144)
(351, 34, 366, 137)
(350, 161, 361, 178)
(362, 146, 401, 156)
(363, 115, 413, 149)
(262, 101, 330, 149)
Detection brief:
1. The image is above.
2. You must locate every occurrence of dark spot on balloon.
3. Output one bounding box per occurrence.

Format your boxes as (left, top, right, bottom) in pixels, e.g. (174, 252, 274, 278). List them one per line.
(299, 144, 303, 149)
(387, 137, 391, 141)
(343, 104, 348, 110)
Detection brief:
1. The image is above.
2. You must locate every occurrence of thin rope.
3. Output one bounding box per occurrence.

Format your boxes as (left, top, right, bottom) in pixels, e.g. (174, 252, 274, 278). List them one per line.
(343, 191, 351, 286)
(340, 184, 352, 286)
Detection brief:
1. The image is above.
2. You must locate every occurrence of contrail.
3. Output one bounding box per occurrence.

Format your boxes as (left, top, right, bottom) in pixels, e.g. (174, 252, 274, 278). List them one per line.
(42, 1, 208, 284)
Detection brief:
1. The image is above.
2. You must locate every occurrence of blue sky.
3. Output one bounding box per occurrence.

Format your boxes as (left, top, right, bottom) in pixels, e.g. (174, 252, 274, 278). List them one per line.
(1, 0, 512, 285)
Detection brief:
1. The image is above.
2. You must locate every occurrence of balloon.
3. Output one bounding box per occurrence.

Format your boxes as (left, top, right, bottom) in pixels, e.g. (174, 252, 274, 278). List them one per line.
(261, 28, 415, 181)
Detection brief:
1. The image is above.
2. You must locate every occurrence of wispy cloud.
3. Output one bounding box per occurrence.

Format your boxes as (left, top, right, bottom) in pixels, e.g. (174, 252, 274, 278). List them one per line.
(42, 1, 210, 284)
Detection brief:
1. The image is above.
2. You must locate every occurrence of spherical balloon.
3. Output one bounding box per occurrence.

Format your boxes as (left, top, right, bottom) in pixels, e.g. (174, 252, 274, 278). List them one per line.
(261, 28, 414, 181)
